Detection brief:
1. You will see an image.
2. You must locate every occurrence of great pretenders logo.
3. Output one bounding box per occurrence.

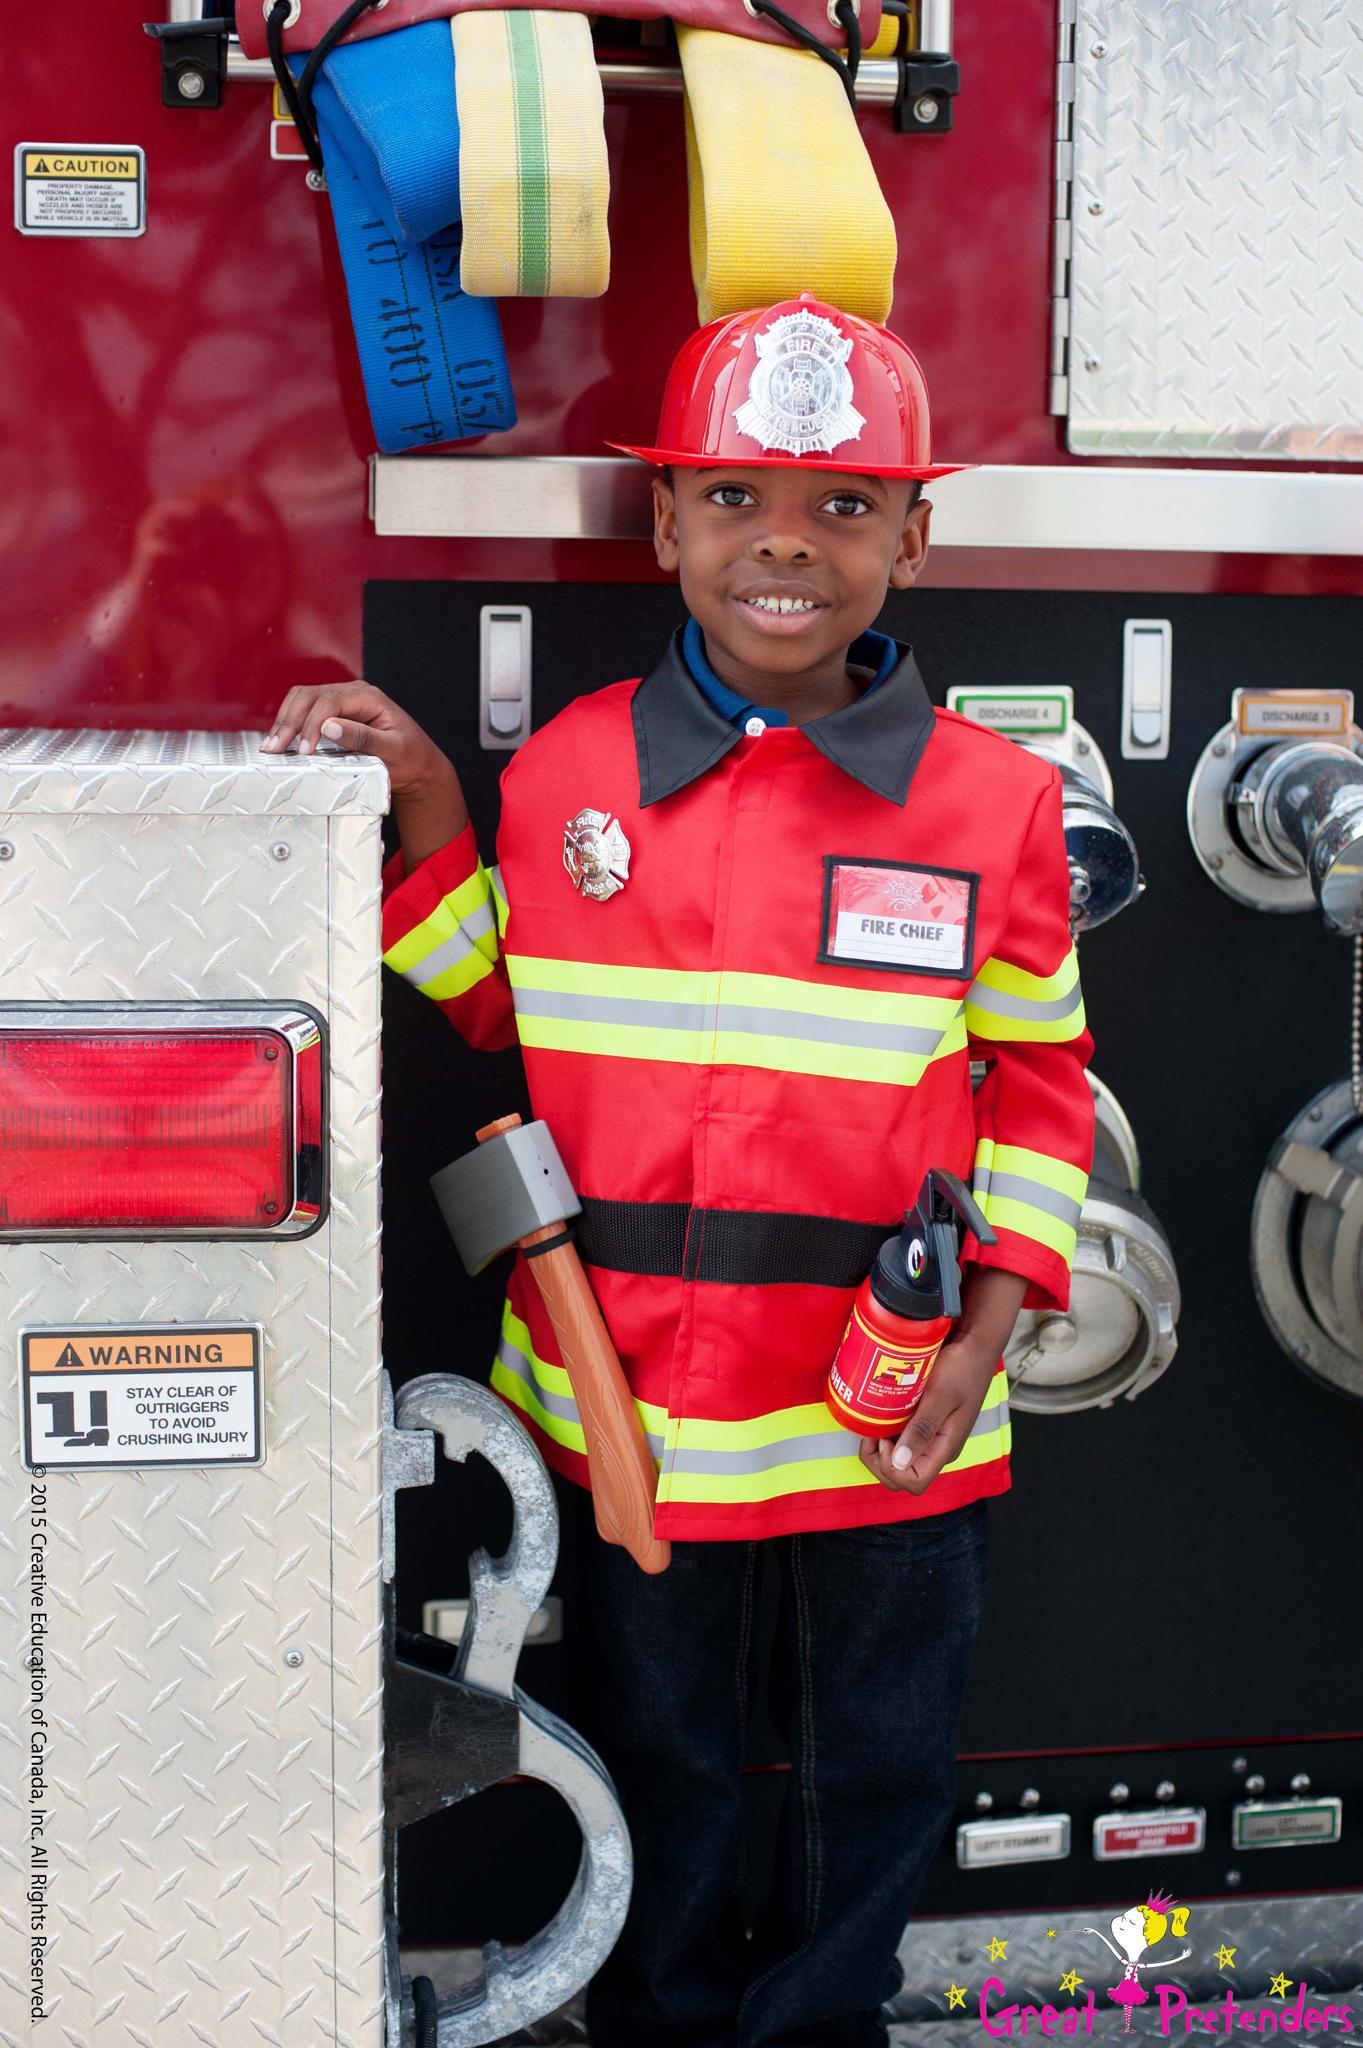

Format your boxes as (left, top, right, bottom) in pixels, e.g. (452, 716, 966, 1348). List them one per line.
(951, 1892, 1356, 2039)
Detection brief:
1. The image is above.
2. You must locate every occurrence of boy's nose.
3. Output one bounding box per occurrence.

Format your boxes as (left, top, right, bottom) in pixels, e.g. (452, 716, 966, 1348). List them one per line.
(754, 525, 818, 562)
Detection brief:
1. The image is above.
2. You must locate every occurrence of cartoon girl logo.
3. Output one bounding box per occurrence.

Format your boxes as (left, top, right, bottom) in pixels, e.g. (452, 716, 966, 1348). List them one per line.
(1083, 1890, 1191, 2032)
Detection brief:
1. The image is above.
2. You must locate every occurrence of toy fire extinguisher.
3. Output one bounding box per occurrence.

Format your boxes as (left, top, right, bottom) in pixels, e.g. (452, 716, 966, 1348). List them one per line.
(826, 1169, 997, 1435)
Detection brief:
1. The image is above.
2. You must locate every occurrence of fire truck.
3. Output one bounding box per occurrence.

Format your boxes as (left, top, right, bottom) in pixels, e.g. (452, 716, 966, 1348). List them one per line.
(3, 1, 1361, 2040)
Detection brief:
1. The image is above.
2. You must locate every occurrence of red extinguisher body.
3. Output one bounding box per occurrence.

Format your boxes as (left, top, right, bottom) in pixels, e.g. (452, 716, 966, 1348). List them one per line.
(826, 1289, 953, 1436)
(824, 1168, 996, 1438)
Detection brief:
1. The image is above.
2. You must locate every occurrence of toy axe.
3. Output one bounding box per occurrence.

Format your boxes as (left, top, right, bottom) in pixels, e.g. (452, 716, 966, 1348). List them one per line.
(432, 1114, 670, 1575)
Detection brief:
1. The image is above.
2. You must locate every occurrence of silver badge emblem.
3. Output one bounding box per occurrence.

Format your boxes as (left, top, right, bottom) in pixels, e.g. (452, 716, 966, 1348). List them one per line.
(732, 308, 867, 458)
(564, 808, 631, 901)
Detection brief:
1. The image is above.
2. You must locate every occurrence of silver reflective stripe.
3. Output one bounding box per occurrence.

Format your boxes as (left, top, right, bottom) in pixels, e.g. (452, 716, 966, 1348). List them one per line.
(979, 1171, 1083, 1228)
(965, 980, 1084, 1023)
(413, 896, 498, 983)
(512, 986, 943, 1055)
(496, 1333, 665, 1459)
(666, 1399, 1010, 1477)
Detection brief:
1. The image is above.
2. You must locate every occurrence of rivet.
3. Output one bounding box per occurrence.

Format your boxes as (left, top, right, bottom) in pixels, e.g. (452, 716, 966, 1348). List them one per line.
(1155, 1780, 1176, 1802)
(974, 1790, 994, 1812)
(1212, 740, 1228, 757)
(1309, 1107, 1324, 1122)
(1290, 1773, 1311, 1794)
(1207, 854, 1224, 871)
(1091, 38, 1107, 57)
(176, 67, 207, 99)
(1019, 1787, 1041, 1810)
(1076, 737, 1090, 753)
(1231, 1757, 1248, 1774)
(263, 1201, 280, 1216)
(264, 1045, 280, 1061)
(1226, 1869, 1242, 1888)
(0, 841, 13, 861)
(1087, 199, 1104, 216)
(283, 1648, 304, 1669)
(1083, 354, 1101, 372)
(1297, 1344, 1312, 1362)
(272, 842, 291, 861)
(1108, 1782, 1130, 1804)
(306, 168, 328, 194)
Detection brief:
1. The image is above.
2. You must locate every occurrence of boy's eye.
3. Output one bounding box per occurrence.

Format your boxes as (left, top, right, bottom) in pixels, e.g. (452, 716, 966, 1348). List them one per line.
(704, 484, 757, 508)
(824, 493, 873, 517)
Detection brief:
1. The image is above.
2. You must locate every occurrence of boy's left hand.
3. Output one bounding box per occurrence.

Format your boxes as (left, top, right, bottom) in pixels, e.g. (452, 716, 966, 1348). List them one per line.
(858, 1335, 1001, 1496)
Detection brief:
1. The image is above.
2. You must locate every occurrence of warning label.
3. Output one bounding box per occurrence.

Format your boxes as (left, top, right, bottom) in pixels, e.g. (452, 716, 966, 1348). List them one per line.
(21, 1325, 262, 1470)
(14, 143, 145, 237)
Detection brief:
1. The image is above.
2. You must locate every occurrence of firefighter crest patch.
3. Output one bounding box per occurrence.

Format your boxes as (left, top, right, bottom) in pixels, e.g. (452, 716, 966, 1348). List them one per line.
(732, 309, 867, 458)
(564, 808, 631, 901)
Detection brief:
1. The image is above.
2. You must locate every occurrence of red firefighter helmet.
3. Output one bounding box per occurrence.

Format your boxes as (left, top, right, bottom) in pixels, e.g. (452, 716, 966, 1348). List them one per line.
(609, 293, 969, 483)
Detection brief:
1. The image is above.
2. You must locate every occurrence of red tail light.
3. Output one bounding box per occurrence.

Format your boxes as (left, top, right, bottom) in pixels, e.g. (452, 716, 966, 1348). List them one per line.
(0, 1009, 326, 1236)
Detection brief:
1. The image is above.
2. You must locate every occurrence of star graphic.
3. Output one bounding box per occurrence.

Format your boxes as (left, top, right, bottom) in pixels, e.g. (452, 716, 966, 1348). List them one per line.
(1216, 1946, 1237, 1972)
(987, 1937, 1009, 1963)
(947, 1985, 968, 2010)
(1270, 1975, 1292, 1998)
(1060, 1971, 1084, 1995)
(1046, 1930, 1059, 1940)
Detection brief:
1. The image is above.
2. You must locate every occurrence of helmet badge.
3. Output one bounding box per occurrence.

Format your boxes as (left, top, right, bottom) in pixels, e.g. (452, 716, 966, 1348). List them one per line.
(732, 308, 867, 458)
(564, 807, 631, 901)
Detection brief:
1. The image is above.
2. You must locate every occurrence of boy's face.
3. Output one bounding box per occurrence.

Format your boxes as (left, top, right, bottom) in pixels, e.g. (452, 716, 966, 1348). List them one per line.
(651, 464, 931, 684)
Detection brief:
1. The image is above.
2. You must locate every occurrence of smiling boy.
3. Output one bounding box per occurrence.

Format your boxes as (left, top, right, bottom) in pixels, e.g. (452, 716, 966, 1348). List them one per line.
(264, 295, 1094, 2047)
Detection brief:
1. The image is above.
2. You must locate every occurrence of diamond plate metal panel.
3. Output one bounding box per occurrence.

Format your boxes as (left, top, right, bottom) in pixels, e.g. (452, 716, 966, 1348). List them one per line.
(1065, 1, 1363, 459)
(0, 733, 389, 2044)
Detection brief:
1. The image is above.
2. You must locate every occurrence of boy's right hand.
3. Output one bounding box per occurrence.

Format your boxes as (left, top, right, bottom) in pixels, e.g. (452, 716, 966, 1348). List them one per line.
(261, 681, 454, 800)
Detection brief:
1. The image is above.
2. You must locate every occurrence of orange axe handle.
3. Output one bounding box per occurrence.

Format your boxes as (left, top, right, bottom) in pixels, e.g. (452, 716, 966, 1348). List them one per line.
(520, 1227, 671, 1575)
(477, 1117, 671, 1575)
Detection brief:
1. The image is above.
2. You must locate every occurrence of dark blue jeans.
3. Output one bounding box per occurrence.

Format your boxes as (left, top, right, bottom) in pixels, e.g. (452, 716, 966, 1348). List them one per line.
(563, 1485, 989, 2048)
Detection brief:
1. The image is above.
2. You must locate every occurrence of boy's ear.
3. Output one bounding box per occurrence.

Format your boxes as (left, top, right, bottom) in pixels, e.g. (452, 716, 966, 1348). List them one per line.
(652, 475, 679, 574)
(888, 496, 932, 591)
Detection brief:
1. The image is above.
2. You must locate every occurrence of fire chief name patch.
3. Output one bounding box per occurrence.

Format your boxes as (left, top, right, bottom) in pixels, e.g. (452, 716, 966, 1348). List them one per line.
(819, 857, 978, 977)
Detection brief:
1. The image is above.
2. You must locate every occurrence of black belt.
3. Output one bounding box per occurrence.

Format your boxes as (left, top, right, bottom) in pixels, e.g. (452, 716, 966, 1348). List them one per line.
(572, 1197, 891, 1288)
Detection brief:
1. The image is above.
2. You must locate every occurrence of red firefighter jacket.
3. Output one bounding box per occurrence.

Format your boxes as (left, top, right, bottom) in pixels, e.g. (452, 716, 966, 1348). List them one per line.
(381, 631, 1095, 1540)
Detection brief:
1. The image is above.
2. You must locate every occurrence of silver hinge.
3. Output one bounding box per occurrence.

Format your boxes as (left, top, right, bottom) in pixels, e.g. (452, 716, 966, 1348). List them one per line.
(1050, 0, 1077, 416)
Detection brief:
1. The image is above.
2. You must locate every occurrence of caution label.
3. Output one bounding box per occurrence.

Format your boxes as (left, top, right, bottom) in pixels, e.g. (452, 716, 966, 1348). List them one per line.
(21, 1324, 262, 1470)
(15, 143, 145, 237)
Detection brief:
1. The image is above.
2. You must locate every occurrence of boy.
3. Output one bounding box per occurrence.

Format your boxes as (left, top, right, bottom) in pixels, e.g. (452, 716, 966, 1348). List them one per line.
(264, 296, 1094, 2048)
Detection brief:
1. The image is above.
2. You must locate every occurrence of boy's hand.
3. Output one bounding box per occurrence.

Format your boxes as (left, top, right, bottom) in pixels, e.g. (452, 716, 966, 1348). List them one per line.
(858, 1335, 1001, 1496)
(261, 682, 451, 797)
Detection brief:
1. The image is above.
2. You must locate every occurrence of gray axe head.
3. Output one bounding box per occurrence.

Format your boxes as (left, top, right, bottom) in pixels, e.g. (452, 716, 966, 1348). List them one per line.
(431, 1118, 582, 1275)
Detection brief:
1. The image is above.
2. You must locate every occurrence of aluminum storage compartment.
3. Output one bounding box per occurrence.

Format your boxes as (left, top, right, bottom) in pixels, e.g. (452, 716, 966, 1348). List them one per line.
(0, 732, 389, 2041)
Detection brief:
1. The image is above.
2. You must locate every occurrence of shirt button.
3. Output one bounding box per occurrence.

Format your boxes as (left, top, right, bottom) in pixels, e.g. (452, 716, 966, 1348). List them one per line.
(744, 716, 766, 737)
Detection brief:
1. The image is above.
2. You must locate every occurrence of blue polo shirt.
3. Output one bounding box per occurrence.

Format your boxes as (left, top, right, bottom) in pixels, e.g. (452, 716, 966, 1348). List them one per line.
(682, 615, 899, 730)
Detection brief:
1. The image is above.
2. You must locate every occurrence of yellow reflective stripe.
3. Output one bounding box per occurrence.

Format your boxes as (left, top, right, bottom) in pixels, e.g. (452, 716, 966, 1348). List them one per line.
(964, 945, 1086, 1044)
(980, 1142, 1088, 1205)
(493, 1355, 587, 1453)
(494, 1302, 666, 1455)
(977, 1194, 1076, 1262)
(510, 954, 715, 1004)
(384, 862, 501, 998)
(494, 1296, 1009, 1503)
(661, 1409, 1011, 1504)
(507, 954, 967, 1086)
(973, 950, 1079, 1003)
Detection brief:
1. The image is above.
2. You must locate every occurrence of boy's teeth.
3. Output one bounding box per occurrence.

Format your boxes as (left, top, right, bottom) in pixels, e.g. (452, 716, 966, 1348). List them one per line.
(748, 596, 816, 613)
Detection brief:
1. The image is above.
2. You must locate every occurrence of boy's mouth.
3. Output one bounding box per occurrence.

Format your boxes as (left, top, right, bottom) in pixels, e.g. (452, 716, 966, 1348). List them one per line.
(734, 592, 828, 631)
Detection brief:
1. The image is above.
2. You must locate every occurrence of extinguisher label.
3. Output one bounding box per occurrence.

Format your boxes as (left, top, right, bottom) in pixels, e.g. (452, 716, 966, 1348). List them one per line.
(20, 1324, 263, 1471)
(820, 859, 978, 977)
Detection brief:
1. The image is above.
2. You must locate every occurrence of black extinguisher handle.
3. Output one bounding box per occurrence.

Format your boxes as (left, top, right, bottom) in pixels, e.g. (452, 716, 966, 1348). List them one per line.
(921, 1169, 998, 1320)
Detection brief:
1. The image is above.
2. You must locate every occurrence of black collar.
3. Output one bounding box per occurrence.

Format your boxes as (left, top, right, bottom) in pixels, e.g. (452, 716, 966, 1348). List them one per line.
(631, 627, 937, 808)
